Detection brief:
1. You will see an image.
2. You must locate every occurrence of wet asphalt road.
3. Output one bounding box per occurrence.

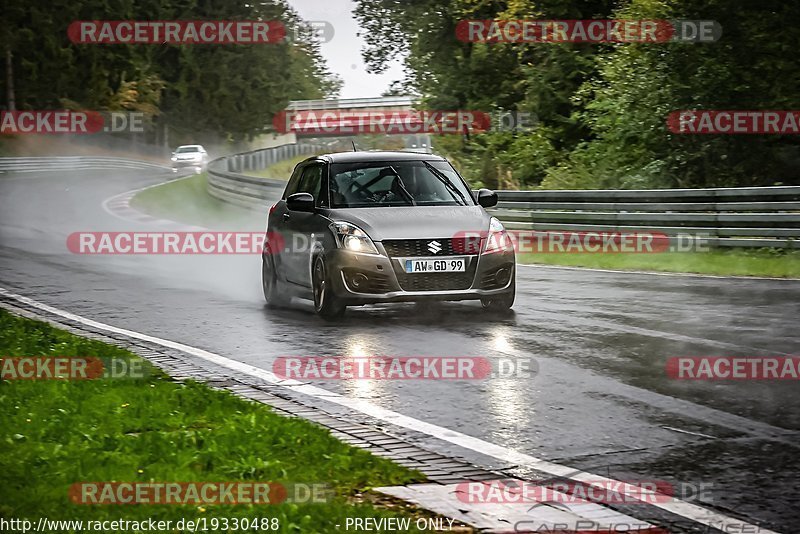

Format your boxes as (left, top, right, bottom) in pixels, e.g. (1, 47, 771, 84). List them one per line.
(1, 169, 799, 532)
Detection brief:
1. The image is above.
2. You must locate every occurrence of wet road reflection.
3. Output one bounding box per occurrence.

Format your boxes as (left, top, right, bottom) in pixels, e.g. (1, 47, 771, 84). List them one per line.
(2, 169, 799, 530)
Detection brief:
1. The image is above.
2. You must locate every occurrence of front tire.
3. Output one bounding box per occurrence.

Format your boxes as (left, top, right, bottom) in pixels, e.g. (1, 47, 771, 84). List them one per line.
(313, 255, 346, 320)
(481, 290, 515, 312)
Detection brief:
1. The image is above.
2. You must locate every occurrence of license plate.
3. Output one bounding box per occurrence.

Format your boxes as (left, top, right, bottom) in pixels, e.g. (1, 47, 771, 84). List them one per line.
(405, 257, 467, 273)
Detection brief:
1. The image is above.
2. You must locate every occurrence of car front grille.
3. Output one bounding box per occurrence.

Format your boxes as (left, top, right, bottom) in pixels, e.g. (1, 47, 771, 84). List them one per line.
(382, 238, 481, 257)
(395, 264, 477, 291)
(365, 273, 392, 293)
(382, 238, 481, 292)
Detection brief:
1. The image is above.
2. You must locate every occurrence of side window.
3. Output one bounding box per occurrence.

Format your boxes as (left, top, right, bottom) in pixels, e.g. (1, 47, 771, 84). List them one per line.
(283, 164, 304, 199)
(296, 164, 326, 206)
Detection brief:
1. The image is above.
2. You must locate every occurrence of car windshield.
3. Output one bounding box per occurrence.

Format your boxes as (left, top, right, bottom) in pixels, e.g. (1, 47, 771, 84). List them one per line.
(176, 146, 202, 153)
(329, 160, 474, 208)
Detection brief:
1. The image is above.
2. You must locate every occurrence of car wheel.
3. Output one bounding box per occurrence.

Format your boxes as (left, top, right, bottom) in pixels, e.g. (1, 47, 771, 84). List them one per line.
(262, 251, 288, 307)
(313, 255, 346, 320)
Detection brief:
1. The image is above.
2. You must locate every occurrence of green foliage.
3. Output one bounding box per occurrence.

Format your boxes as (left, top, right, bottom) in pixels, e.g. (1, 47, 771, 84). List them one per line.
(0, 0, 341, 142)
(355, 0, 800, 189)
(0, 310, 426, 532)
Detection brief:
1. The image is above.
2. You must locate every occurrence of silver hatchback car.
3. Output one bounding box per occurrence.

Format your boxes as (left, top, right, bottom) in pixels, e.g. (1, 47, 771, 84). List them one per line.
(261, 151, 515, 319)
(171, 145, 208, 173)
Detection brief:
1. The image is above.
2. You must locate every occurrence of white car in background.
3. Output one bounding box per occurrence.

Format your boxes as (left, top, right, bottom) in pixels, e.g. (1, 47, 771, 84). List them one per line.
(171, 145, 208, 173)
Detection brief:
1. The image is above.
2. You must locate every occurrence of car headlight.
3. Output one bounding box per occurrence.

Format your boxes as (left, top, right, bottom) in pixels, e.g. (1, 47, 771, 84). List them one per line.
(483, 217, 513, 254)
(170, 156, 177, 162)
(330, 221, 379, 254)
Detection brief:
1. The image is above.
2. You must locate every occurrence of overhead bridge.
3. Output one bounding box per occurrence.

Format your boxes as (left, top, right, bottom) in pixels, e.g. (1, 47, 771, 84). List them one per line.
(276, 96, 432, 151)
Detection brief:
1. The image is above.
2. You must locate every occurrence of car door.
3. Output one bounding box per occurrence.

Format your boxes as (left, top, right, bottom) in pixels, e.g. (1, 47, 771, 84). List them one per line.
(268, 163, 303, 277)
(283, 162, 328, 287)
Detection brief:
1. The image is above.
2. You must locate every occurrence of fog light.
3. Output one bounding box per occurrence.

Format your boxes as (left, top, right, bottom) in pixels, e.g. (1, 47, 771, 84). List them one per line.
(495, 267, 511, 285)
(349, 272, 369, 291)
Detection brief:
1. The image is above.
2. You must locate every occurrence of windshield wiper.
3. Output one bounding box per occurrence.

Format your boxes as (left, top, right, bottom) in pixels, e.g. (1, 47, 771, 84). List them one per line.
(422, 161, 467, 205)
(387, 166, 416, 206)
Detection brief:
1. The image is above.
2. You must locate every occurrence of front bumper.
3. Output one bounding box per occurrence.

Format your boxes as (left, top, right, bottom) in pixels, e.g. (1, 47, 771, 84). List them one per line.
(171, 160, 205, 169)
(325, 243, 515, 305)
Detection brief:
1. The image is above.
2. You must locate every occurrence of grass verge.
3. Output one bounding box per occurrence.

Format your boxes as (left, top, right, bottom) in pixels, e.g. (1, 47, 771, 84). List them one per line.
(130, 173, 261, 229)
(518, 248, 800, 278)
(0, 309, 432, 533)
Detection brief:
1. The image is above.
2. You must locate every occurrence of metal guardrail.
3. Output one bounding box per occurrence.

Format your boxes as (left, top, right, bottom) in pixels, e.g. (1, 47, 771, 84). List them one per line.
(491, 187, 800, 249)
(0, 156, 170, 173)
(206, 143, 323, 209)
(206, 146, 800, 249)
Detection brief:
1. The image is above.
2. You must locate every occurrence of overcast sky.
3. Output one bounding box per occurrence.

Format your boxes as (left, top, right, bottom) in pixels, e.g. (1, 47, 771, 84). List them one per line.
(288, 0, 406, 99)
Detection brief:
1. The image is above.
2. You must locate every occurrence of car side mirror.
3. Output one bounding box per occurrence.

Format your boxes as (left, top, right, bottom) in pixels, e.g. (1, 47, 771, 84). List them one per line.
(476, 188, 498, 208)
(286, 192, 315, 212)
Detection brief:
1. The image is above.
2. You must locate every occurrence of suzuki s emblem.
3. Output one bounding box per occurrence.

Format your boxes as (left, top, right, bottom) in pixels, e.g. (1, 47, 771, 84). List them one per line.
(427, 240, 442, 254)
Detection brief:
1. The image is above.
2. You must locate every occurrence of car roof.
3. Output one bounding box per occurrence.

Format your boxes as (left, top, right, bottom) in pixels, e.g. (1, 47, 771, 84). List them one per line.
(177, 145, 203, 149)
(314, 151, 447, 164)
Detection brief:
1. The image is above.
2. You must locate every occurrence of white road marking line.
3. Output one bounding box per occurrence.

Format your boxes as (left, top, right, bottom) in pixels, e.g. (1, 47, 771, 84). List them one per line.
(0, 287, 781, 534)
(101, 174, 196, 223)
(661, 426, 717, 440)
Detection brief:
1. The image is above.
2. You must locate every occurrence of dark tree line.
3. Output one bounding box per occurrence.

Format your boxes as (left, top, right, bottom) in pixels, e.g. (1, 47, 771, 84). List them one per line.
(0, 0, 341, 144)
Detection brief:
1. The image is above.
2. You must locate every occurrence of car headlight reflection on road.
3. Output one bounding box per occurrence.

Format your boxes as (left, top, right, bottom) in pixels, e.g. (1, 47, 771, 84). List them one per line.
(330, 221, 379, 254)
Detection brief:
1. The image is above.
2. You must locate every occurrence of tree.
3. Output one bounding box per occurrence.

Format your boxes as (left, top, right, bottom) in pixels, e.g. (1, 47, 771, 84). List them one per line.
(0, 0, 340, 143)
(355, 0, 800, 189)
